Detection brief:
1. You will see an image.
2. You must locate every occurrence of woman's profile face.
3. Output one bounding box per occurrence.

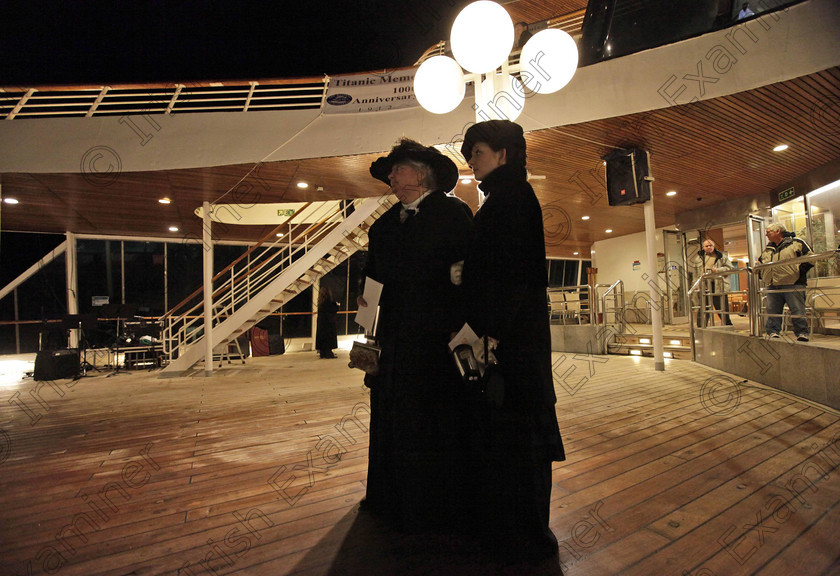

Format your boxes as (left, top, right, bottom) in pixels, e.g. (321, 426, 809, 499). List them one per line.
(469, 142, 506, 181)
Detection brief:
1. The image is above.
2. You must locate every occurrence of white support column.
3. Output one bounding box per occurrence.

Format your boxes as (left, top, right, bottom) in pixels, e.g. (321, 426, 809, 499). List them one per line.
(203, 202, 214, 375)
(643, 198, 665, 371)
(65, 231, 79, 348)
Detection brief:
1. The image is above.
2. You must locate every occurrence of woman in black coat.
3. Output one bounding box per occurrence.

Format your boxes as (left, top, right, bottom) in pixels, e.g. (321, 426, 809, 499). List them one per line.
(315, 285, 339, 359)
(359, 138, 474, 532)
(460, 120, 565, 560)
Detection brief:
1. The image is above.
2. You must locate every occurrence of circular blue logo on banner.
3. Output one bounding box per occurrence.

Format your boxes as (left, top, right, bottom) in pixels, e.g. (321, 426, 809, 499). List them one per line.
(327, 93, 353, 106)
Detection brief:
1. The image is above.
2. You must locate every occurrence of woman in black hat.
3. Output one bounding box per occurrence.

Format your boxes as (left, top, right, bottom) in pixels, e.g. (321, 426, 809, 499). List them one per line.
(460, 120, 565, 560)
(359, 138, 474, 532)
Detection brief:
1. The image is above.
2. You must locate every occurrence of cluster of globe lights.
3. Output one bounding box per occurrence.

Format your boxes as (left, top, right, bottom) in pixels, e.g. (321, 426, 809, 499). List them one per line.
(413, 0, 579, 120)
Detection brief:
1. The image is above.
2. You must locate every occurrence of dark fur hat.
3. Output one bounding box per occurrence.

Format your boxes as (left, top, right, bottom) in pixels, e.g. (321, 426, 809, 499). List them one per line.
(461, 120, 527, 168)
(370, 138, 459, 192)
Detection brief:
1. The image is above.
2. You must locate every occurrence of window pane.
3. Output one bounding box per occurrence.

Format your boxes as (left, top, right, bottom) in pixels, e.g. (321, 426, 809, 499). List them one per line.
(563, 260, 579, 286)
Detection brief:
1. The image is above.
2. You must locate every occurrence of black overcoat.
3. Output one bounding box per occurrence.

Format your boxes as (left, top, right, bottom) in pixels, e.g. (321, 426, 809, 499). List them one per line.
(361, 190, 474, 529)
(461, 163, 565, 550)
(315, 299, 339, 352)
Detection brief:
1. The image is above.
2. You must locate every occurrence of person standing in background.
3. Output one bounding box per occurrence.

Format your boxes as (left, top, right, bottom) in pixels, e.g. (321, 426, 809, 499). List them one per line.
(315, 285, 339, 359)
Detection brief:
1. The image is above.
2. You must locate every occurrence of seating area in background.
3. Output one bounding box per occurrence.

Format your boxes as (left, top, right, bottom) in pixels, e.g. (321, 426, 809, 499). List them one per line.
(548, 288, 590, 325)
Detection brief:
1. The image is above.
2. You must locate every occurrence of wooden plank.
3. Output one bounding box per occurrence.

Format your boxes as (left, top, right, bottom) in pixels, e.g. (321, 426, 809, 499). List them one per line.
(2, 352, 838, 576)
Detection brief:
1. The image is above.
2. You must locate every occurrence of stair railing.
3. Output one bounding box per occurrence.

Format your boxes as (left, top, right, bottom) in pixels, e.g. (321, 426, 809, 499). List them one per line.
(160, 199, 371, 363)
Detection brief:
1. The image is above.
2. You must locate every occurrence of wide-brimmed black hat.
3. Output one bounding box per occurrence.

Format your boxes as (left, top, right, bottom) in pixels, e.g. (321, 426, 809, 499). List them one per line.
(370, 138, 459, 192)
(461, 120, 526, 166)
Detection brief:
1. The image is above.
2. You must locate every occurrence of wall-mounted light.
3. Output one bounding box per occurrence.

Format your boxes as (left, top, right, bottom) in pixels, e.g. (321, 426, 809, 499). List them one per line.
(413, 0, 578, 121)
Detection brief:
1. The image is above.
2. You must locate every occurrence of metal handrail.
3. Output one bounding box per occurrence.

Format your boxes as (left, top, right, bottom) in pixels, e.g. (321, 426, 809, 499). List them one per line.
(599, 280, 625, 326)
(749, 249, 840, 337)
(594, 280, 625, 353)
(2, 79, 327, 120)
(160, 198, 376, 362)
(693, 268, 742, 328)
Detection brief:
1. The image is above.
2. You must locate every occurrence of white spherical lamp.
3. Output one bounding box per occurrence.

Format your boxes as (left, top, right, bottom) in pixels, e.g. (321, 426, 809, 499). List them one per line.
(476, 73, 524, 122)
(520, 28, 579, 94)
(414, 55, 466, 114)
(450, 1, 514, 74)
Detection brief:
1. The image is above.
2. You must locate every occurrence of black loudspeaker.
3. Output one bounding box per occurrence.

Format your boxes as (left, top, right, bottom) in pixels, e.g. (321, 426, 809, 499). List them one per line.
(603, 148, 652, 206)
(34, 349, 79, 381)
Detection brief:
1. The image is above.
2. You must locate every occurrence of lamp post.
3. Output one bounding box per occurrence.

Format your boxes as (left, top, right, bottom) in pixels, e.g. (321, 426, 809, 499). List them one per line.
(413, 0, 579, 122)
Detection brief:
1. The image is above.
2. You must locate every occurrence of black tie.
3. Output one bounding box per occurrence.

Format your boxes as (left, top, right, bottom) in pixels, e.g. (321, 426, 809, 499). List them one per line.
(402, 208, 416, 222)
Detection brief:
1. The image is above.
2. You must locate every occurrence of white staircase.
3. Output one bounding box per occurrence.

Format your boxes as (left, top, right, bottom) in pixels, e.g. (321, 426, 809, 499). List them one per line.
(159, 195, 394, 377)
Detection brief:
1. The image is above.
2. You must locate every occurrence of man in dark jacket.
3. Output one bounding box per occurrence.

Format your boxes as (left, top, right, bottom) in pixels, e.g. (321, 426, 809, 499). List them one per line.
(758, 222, 812, 341)
(358, 138, 474, 531)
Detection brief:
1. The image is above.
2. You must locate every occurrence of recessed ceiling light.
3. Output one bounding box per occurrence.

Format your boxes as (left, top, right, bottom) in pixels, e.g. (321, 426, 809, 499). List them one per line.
(773, 144, 789, 152)
(276, 233, 285, 238)
(573, 251, 579, 256)
(297, 182, 309, 189)
(666, 190, 677, 196)
(581, 215, 590, 220)
(460, 177, 473, 184)
(158, 197, 171, 204)
(3, 197, 19, 204)
(605, 229, 613, 233)
(168, 226, 179, 232)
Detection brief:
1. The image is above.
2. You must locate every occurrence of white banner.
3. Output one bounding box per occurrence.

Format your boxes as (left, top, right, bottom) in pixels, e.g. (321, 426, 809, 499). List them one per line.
(323, 69, 419, 114)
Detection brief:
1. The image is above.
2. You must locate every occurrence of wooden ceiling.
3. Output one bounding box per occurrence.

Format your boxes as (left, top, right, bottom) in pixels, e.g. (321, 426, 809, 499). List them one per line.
(1, 1, 839, 258)
(3, 67, 838, 256)
(502, 0, 587, 23)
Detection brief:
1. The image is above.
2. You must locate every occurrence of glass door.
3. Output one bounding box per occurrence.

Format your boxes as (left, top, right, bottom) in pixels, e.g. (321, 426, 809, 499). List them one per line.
(746, 215, 766, 267)
(663, 230, 689, 324)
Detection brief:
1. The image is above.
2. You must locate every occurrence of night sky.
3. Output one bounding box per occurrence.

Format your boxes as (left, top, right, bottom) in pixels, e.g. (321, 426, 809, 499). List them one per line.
(1, 0, 471, 85)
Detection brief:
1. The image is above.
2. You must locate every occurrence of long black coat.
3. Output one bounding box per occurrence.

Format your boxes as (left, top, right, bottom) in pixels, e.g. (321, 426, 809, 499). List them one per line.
(361, 190, 474, 529)
(461, 163, 565, 549)
(315, 299, 338, 352)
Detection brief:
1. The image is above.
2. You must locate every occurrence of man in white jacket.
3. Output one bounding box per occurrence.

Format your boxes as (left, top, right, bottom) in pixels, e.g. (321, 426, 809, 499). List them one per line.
(758, 223, 813, 341)
(701, 239, 734, 326)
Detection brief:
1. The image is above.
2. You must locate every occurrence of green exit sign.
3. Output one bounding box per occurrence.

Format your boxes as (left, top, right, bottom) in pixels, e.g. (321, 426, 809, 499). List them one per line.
(277, 209, 295, 217)
(777, 187, 795, 202)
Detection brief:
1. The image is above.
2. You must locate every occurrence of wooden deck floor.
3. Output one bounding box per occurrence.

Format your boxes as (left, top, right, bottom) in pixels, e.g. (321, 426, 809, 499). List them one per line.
(1, 351, 839, 576)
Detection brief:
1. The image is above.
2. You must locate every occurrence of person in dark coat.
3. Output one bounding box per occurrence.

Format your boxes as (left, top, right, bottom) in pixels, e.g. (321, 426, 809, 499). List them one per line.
(315, 285, 339, 358)
(460, 119, 565, 560)
(358, 138, 474, 532)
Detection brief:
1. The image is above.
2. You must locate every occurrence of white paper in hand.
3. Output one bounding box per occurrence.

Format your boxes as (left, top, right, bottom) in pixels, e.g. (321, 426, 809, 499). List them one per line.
(355, 277, 383, 334)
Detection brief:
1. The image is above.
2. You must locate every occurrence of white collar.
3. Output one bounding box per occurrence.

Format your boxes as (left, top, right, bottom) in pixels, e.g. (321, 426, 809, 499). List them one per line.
(401, 190, 432, 212)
